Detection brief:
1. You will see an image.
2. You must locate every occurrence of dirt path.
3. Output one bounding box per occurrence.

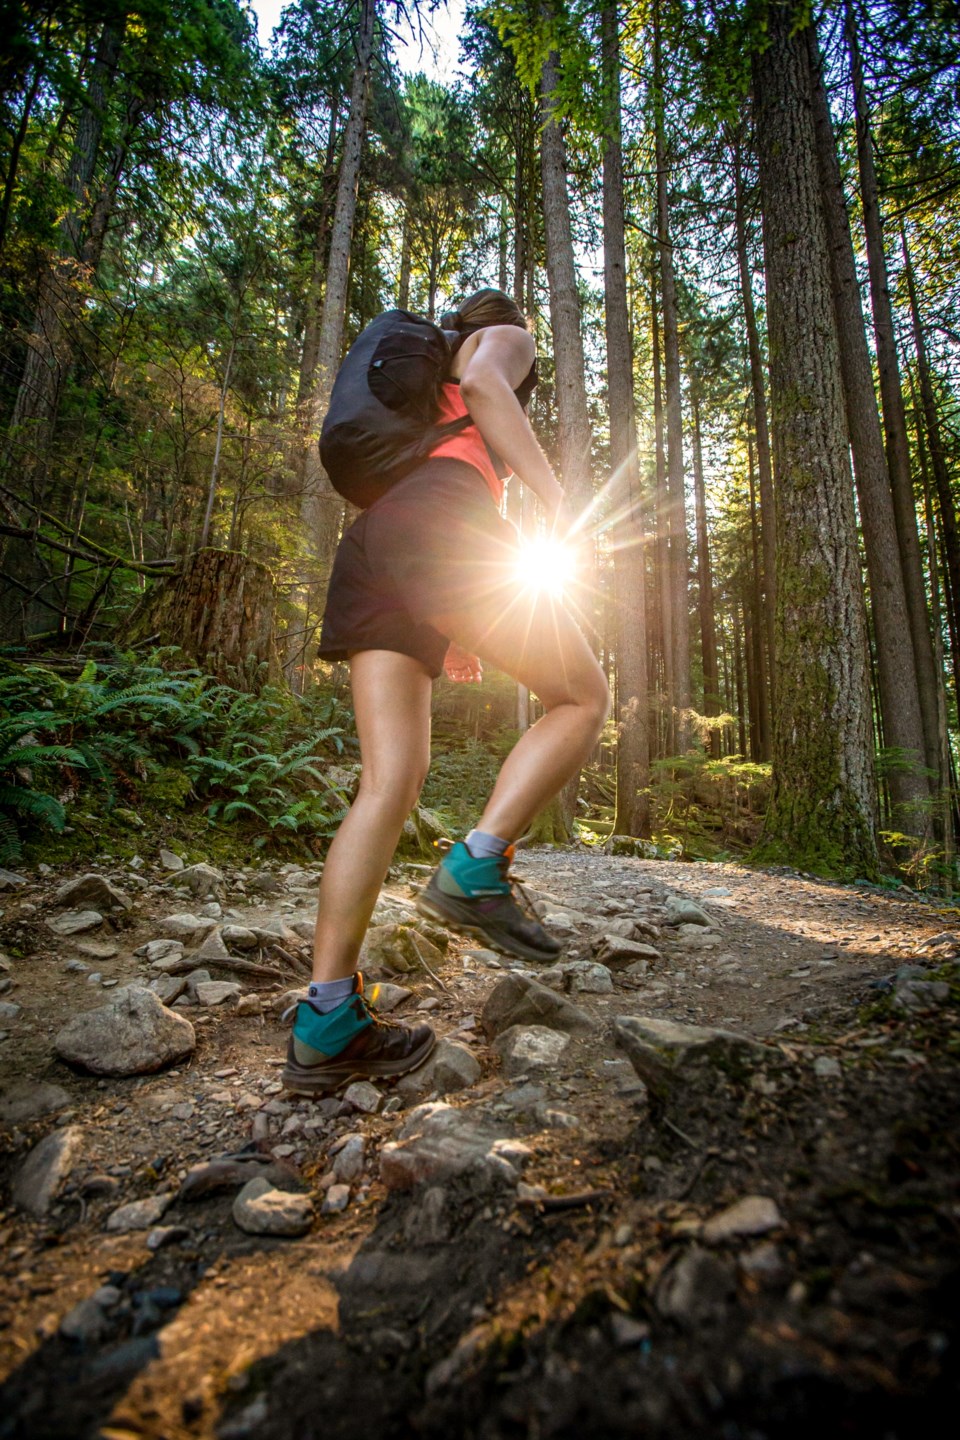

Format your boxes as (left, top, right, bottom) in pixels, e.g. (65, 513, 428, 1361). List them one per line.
(0, 849, 958, 1438)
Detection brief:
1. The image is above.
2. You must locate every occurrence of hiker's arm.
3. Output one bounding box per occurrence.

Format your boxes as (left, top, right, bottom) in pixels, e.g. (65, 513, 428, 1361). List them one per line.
(459, 328, 566, 522)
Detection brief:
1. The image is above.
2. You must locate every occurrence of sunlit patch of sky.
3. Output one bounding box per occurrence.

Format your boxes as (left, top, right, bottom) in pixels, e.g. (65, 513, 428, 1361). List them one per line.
(245, 0, 465, 79)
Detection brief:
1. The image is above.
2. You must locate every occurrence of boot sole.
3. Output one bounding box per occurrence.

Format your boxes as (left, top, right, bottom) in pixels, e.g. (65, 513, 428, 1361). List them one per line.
(415, 893, 563, 964)
(281, 1030, 437, 1097)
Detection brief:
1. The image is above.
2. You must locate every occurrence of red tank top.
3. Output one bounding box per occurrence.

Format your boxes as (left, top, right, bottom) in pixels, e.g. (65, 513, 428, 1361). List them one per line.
(428, 381, 505, 504)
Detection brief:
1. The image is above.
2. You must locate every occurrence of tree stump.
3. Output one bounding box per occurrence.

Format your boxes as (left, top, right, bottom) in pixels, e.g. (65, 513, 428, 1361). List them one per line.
(125, 549, 280, 686)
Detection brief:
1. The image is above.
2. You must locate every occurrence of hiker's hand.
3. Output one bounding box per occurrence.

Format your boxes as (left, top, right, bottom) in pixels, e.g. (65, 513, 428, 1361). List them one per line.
(444, 642, 483, 684)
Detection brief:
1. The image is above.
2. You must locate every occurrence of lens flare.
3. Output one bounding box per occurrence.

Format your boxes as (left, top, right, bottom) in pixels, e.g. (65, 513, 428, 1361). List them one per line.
(515, 536, 577, 598)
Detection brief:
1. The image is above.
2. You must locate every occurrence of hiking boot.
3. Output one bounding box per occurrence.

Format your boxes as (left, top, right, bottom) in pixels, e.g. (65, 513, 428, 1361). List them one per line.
(415, 841, 563, 963)
(281, 973, 436, 1095)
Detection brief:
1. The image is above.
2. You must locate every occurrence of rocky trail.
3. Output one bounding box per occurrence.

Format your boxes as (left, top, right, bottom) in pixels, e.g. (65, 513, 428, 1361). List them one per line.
(0, 847, 958, 1438)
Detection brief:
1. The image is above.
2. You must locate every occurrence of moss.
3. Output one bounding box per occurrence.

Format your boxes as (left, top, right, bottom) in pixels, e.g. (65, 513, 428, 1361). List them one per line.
(527, 795, 571, 846)
(143, 766, 194, 810)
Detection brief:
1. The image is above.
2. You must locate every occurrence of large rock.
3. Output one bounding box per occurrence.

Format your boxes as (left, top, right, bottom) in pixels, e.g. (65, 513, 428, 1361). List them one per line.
(361, 923, 445, 976)
(193, 928, 232, 964)
(106, 1193, 176, 1233)
(195, 980, 241, 1007)
(494, 1025, 570, 1078)
(546, 959, 615, 994)
(221, 924, 258, 951)
(702, 1195, 783, 1244)
(232, 1177, 313, 1236)
(176, 863, 225, 898)
(380, 1103, 531, 1192)
(614, 1015, 775, 1113)
(592, 935, 662, 969)
(156, 913, 218, 942)
(0, 868, 26, 890)
(54, 874, 131, 911)
(395, 1038, 482, 1103)
(12, 1126, 84, 1217)
(0, 1080, 71, 1127)
(663, 895, 714, 928)
(47, 910, 103, 937)
(481, 973, 596, 1040)
(147, 973, 187, 1006)
(369, 981, 413, 1013)
(55, 986, 196, 1076)
(136, 938, 185, 966)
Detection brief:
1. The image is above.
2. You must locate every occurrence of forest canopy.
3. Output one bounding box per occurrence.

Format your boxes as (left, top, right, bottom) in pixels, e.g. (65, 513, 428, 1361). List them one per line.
(1, 0, 959, 882)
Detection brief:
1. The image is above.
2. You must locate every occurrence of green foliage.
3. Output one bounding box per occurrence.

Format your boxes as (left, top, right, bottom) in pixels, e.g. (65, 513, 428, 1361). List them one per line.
(420, 736, 508, 836)
(0, 652, 354, 859)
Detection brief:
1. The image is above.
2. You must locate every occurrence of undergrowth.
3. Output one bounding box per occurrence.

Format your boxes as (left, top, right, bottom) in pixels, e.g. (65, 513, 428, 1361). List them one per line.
(0, 649, 356, 862)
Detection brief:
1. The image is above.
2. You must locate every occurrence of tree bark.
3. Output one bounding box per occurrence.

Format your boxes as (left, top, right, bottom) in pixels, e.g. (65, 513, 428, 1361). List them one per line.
(752, 3, 878, 878)
(845, 0, 940, 784)
(6, 19, 124, 453)
(651, 264, 673, 755)
(653, 0, 690, 748)
(603, 0, 650, 837)
(539, 28, 595, 837)
(125, 549, 280, 686)
(690, 382, 720, 758)
(540, 48, 593, 517)
(901, 224, 960, 705)
(731, 133, 776, 710)
(398, 203, 412, 308)
(808, 28, 931, 831)
(300, 0, 376, 573)
(747, 438, 772, 759)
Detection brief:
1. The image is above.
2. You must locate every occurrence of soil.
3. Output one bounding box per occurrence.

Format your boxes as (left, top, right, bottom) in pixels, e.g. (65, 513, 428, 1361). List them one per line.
(0, 848, 958, 1439)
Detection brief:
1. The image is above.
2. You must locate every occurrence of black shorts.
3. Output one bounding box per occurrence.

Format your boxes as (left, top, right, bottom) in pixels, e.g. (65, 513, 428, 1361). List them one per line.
(318, 459, 521, 679)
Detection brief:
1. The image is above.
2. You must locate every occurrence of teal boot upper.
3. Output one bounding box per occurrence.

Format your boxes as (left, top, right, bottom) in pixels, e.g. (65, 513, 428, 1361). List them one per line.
(292, 990, 374, 1063)
(437, 841, 512, 898)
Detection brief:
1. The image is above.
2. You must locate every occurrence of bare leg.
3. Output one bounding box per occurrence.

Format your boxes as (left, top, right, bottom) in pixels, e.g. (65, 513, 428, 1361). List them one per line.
(311, 650, 433, 983)
(430, 591, 610, 841)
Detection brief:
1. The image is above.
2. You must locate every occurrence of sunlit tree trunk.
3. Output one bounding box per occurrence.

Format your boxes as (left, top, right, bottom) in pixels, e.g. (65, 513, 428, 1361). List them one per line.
(298, 96, 342, 408)
(731, 133, 775, 710)
(690, 382, 720, 759)
(651, 266, 673, 755)
(300, 0, 376, 573)
(653, 0, 689, 748)
(603, 0, 649, 837)
(752, 2, 878, 877)
(539, 30, 595, 837)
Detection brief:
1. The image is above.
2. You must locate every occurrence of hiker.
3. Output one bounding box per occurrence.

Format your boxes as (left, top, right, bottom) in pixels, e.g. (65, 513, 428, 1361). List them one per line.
(282, 287, 610, 1093)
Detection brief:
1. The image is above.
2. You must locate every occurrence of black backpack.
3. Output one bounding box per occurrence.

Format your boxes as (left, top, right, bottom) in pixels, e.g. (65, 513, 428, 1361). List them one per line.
(319, 309, 471, 509)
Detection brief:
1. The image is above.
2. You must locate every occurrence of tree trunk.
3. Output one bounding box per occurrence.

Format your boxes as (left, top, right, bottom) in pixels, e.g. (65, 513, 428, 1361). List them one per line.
(540, 48, 593, 517)
(752, 4, 878, 878)
(297, 95, 342, 410)
(603, 0, 650, 837)
(808, 29, 931, 832)
(651, 265, 673, 755)
(398, 203, 412, 308)
(901, 224, 960, 707)
(5, 19, 124, 454)
(845, 0, 940, 784)
(0, 60, 43, 257)
(540, 28, 595, 837)
(731, 134, 776, 709)
(653, 0, 690, 748)
(690, 381, 720, 758)
(125, 549, 280, 686)
(300, 0, 376, 573)
(747, 439, 772, 759)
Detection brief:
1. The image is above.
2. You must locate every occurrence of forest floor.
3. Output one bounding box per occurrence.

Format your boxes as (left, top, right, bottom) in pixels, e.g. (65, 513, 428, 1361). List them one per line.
(0, 846, 958, 1439)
